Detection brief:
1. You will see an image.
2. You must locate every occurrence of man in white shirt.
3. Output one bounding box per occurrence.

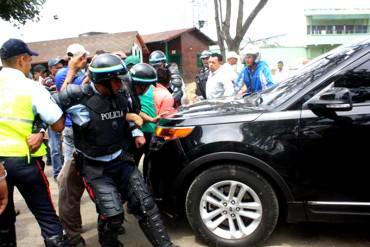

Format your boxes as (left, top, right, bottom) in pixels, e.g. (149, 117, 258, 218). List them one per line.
(273, 60, 288, 83)
(32, 64, 47, 85)
(206, 53, 235, 99)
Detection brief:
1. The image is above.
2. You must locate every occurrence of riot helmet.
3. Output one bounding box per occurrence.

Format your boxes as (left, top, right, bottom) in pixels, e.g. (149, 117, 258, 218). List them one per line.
(130, 63, 157, 86)
(125, 55, 140, 70)
(149, 50, 166, 67)
(199, 50, 212, 59)
(89, 53, 127, 84)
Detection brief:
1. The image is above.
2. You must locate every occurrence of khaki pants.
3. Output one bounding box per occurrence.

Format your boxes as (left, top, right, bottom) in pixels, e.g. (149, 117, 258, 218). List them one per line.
(58, 157, 85, 240)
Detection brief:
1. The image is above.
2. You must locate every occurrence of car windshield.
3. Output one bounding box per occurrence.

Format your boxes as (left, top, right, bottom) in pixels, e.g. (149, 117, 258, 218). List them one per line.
(247, 39, 370, 108)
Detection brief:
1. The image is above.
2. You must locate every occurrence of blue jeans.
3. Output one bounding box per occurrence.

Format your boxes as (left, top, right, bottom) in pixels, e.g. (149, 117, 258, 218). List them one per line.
(63, 127, 75, 168)
(48, 128, 63, 179)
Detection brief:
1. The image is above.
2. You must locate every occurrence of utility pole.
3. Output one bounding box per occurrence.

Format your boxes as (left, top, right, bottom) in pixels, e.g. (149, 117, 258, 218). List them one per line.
(190, 0, 208, 30)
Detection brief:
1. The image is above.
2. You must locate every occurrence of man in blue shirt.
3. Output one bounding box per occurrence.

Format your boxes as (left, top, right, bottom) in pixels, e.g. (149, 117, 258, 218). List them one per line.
(55, 43, 88, 173)
(54, 43, 89, 246)
(235, 46, 275, 95)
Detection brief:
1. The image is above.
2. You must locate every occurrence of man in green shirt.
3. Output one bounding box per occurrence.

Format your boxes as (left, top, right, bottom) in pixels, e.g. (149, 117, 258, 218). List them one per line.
(130, 63, 158, 164)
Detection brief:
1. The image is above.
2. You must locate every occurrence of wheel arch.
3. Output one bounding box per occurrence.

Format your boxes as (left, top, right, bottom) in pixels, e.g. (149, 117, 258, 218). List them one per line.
(173, 151, 294, 214)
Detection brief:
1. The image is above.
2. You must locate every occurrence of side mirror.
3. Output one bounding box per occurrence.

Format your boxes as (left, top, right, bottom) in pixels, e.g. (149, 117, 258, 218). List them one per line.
(307, 87, 352, 117)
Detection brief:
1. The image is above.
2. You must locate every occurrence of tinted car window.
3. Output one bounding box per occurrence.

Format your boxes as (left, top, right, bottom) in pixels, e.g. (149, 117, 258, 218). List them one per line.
(247, 41, 370, 108)
(334, 59, 370, 104)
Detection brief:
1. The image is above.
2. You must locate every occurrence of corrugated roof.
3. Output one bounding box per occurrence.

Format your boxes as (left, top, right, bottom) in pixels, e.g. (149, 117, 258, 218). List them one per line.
(142, 27, 215, 45)
(28, 31, 149, 64)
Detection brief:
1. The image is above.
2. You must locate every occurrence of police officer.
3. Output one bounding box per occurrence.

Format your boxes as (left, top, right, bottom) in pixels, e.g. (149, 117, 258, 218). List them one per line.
(53, 54, 174, 247)
(149, 50, 185, 107)
(195, 50, 211, 100)
(0, 38, 68, 246)
(128, 63, 158, 164)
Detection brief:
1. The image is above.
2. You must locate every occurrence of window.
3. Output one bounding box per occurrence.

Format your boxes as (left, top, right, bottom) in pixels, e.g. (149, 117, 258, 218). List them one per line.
(326, 25, 333, 34)
(354, 25, 369, 34)
(335, 25, 344, 34)
(345, 25, 354, 34)
(334, 59, 370, 103)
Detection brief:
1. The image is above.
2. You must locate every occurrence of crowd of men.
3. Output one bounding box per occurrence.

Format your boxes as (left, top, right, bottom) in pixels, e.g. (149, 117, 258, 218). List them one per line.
(194, 45, 289, 102)
(0, 38, 184, 247)
(0, 37, 283, 247)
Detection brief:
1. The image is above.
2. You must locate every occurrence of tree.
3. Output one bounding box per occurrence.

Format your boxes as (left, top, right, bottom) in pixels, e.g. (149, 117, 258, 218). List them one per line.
(213, 0, 268, 57)
(0, 0, 46, 26)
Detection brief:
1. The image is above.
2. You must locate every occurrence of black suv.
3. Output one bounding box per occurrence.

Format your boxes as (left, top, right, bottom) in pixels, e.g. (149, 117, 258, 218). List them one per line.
(146, 39, 370, 247)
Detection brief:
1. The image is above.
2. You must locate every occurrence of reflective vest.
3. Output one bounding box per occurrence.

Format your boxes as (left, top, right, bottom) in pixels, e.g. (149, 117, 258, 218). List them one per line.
(32, 142, 47, 157)
(0, 76, 34, 157)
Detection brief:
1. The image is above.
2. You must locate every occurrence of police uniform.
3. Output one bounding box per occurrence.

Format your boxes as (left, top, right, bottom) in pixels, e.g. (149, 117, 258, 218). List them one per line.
(0, 65, 67, 246)
(195, 50, 212, 100)
(195, 65, 209, 99)
(53, 54, 174, 247)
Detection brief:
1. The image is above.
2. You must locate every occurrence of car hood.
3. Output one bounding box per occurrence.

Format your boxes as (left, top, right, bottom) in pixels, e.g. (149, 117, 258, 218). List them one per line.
(159, 97, 266, 127)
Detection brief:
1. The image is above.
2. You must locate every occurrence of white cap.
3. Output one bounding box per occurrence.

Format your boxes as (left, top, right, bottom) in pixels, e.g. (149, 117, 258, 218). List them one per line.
(66, 43, 90, 57)
(226, 51, 239, 59)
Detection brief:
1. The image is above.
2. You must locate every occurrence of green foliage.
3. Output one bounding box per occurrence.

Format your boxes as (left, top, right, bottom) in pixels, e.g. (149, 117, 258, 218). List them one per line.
(0, 0, 46, 26)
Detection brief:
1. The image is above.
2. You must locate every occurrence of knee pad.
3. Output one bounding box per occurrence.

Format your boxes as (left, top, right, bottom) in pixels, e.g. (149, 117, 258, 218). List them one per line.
(95, 185, 123, 217)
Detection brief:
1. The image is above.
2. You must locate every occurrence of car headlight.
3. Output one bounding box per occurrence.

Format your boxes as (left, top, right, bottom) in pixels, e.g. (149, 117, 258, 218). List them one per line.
(155, 126, 194, 141)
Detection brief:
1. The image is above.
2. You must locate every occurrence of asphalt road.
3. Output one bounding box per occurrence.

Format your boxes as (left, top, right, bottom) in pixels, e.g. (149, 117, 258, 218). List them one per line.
(13, 165, 370, 247)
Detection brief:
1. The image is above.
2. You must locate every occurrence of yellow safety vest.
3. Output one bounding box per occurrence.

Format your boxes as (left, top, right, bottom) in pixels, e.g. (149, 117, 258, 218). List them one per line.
(0, 76, 35, 157)
(31, 141, 47, 157)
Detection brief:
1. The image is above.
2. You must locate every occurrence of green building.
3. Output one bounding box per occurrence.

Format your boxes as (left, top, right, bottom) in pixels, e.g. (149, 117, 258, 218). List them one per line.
(259, 7, 370, 70)
(305, 8, 370, 59)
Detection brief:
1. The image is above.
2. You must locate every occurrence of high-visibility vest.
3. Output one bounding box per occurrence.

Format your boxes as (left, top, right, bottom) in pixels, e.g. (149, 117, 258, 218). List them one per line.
(31, 142, 47, 157)
(0, 76, 34, 157)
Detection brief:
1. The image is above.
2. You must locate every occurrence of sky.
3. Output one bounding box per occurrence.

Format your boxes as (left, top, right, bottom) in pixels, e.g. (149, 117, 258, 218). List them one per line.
(1, 0, 370, 47)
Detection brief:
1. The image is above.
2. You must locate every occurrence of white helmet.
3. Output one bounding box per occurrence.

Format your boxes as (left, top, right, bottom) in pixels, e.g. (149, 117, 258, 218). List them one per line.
(241, 45, 261, 62)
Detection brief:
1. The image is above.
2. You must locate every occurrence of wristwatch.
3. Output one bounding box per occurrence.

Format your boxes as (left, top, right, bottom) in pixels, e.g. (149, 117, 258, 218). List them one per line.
(39, 128, 46, 136)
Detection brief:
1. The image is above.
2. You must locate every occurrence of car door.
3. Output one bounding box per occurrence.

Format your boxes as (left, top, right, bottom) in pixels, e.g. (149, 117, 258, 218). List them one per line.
(296, 56, 370, 216)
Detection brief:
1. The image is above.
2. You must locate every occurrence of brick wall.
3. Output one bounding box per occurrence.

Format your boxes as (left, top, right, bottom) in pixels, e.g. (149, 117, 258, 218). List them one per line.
(180, 32, 209, 82)
(144, 31, 211, 83)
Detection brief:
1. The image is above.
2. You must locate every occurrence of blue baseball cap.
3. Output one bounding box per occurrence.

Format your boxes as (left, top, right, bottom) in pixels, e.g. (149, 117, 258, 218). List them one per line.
(48, 57, 63, 67)
(0, 38, 39, 59)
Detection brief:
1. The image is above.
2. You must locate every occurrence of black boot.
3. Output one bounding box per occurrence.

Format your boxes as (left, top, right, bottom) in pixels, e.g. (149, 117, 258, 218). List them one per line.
(0, 224, 17, 247)
(44, 234, 69, 247)
(98, 216, 124, 247)
(69, 235, 86, 247)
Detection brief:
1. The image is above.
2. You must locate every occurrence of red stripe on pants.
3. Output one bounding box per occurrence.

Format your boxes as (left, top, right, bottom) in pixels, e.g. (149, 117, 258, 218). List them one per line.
(35, 159, 56, 211)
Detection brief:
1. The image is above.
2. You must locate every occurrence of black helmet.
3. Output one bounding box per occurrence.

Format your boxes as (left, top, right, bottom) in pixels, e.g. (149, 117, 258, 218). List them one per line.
(89, 53, 127, 84)
(130, 63, 157, 85)
(149, 50, 166, 66)
(200, 50, 212, 59)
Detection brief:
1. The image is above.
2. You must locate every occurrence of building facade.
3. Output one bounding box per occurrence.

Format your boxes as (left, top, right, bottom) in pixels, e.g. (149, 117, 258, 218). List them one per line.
(305, 8, 370, 59)
(143, 28, 215, 82)
(258, 7, 370, 71)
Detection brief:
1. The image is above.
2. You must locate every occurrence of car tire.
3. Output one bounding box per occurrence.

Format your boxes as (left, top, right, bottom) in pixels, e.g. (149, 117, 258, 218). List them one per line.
(186, 164, 279, 247)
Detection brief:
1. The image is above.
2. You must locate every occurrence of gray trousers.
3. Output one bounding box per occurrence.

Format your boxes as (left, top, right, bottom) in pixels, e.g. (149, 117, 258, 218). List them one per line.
(58, 157, 85, 240)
